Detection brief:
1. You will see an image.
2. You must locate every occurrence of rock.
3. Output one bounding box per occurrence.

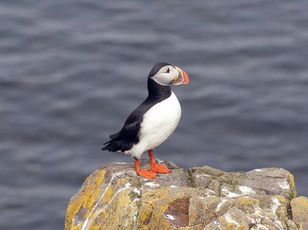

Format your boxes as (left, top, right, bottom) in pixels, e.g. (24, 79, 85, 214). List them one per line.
(204, 207, 251, 230)
(287, 220, 302, 230)
(65, 160, 191, 230)
(291, 196, 308, 230)
(242, 168, 297, 199)
(188, 166, 297, 199)
(65, 161, 304, 230)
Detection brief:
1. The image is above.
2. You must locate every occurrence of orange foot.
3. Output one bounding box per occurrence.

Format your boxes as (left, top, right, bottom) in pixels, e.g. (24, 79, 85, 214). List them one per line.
(151, 163, 171, 174)
(136, 169, 157, 179)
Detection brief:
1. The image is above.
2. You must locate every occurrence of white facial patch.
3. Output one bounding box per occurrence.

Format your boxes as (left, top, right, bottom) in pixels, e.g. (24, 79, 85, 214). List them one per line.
(151, 65, 180, 86)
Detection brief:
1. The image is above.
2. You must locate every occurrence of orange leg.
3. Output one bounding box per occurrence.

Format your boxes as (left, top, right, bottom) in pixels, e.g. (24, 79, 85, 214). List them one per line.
(134, 158, 156, 179)
(149, 150, 171, 174)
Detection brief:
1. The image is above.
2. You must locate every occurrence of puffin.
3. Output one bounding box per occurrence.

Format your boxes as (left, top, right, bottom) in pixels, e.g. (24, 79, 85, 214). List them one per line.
(102, 63, 191, 179)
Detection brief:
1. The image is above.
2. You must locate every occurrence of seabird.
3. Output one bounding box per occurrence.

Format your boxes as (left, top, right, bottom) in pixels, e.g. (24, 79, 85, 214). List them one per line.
(102, 63, 191, 178)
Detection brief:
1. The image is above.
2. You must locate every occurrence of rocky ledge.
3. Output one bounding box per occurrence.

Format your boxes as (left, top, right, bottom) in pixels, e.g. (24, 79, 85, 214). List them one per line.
(65, 160, 308, 230)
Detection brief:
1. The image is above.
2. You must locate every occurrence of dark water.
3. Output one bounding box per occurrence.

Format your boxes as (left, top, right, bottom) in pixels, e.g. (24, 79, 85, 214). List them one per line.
(1, 0, 308, 229)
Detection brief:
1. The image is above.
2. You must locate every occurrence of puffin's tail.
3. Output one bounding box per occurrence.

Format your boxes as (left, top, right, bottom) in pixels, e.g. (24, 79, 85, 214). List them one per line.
(101, 132, 121, 152)
(102, 140, 120, 152)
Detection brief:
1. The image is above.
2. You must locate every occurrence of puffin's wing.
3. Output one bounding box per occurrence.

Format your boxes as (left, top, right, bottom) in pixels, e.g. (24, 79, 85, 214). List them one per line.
(102, 114, 141, 152)
(102, 97, 153, 152)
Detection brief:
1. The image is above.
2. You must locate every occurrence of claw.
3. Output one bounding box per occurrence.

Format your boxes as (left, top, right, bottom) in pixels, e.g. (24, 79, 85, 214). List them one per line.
(151, 163, 171, 174)
(136, 169, 157, 179)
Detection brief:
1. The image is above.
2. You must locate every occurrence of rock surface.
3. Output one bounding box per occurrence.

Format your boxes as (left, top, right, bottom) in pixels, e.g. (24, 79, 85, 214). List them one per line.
(65, 160, 306, 230)
(290, 196, 308, 230)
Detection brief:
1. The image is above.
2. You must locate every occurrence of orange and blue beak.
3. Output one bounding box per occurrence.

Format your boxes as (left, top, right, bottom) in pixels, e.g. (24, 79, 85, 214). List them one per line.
(173, 66, 191, 85)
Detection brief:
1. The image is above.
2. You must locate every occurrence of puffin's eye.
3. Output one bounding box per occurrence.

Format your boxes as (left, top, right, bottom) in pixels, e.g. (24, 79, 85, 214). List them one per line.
(166, 68, 170, 73)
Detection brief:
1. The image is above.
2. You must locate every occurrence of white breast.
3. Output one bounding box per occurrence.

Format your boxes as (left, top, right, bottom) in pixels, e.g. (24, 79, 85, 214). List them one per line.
(126, 91, 181, 158)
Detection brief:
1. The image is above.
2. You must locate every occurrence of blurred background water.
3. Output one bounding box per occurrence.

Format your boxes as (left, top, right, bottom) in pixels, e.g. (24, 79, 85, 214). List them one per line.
(0, 0, 308, 229)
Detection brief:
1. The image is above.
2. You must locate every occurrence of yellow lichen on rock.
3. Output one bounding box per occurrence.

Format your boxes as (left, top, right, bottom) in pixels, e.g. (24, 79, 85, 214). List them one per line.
(288, 173, 297, 199)
(291, 196, 308, 230)
(65, 161, 304, 230)
(65, 169, 106, 230)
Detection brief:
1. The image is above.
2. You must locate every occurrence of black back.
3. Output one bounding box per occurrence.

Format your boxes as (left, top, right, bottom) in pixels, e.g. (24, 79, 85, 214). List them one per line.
(102, 65, 171, 153)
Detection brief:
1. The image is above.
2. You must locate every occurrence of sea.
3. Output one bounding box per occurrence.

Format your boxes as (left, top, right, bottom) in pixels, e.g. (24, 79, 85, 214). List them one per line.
(0, 0, 308, 229)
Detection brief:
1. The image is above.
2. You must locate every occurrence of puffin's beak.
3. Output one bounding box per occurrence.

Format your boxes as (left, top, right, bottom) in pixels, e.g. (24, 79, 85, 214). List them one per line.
(173, 66, 191, 85)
